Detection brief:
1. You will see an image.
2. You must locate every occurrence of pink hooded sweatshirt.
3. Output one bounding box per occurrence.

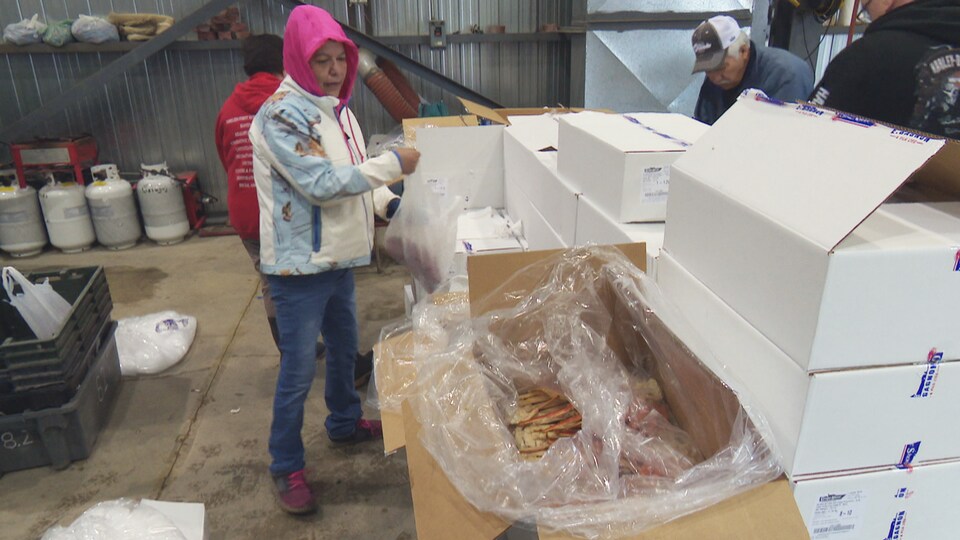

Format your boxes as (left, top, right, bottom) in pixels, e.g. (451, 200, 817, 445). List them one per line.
(282, 5, 359, 105)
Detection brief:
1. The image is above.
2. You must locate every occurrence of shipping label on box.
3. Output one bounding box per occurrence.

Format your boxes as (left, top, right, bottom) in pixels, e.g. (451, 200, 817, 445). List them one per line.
(793, 460, 960, 540)
(664, 91, 960, 372)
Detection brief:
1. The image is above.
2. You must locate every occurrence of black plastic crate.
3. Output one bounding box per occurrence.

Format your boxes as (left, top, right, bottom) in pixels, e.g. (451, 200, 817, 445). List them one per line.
(0, 322, 120, 472)
(0, 314, 113, 414)
(0, 267, 113, 374)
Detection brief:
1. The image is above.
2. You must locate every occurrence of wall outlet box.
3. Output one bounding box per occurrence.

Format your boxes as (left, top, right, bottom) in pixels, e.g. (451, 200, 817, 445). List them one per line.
(429, 19, 446, 48)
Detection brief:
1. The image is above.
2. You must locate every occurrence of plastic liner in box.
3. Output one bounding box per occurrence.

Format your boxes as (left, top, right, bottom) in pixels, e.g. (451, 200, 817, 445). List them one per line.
(0, 322, 121, 473)
(407, 246, 781, 539)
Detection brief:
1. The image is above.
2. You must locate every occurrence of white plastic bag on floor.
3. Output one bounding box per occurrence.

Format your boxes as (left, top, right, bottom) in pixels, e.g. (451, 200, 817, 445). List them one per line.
(41, 499, 186, 540)
(2, 267, 72, 339)
(117, 311, 197, 376)
(3, 14, 46, 45)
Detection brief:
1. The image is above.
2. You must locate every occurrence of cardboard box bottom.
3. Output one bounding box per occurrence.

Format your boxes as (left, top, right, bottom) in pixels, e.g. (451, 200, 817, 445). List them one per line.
(402, 401, 806, 540)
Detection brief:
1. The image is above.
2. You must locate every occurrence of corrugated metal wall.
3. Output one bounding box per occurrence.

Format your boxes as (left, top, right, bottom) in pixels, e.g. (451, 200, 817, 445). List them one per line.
(0, 0, 573, 218)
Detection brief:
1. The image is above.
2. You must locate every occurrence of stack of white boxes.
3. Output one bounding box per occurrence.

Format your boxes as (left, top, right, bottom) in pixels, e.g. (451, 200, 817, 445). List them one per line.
(502, 111, 708, 274)
(657, 92, 960, 539)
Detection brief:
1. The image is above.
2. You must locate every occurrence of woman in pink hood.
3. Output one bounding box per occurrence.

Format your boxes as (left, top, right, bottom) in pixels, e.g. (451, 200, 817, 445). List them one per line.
(248, 5, 420, 515)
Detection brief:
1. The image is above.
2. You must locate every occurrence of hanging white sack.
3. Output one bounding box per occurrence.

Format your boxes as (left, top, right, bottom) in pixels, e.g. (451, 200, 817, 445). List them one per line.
(1, 266, 72, 339)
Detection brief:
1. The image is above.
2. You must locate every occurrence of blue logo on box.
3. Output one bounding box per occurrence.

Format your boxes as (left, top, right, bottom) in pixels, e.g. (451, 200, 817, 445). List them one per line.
(833, 112, 875, 127)
(890, 128, 932, 143)
(894, 487, 914, 499)
(883, 511, 907, 540)
(912, 350, 943, 398)
(898, 442, 921, 470)
(796, 104, 825, 117)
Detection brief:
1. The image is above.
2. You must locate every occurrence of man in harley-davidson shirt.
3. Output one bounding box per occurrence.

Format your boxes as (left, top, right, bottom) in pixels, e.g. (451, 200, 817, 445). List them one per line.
(810, 0, 960, 138)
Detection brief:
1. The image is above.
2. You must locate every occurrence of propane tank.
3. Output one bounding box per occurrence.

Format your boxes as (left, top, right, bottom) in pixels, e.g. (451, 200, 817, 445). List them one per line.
(0, 169, 47, 257)
(136, 162, 189, 245)
(38, 175, 96, 253)
(85, 164, 140, 250)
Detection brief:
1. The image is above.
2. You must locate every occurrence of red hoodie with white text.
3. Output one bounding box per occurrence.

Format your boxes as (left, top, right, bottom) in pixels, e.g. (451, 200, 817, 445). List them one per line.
(215, 72, 282, 240)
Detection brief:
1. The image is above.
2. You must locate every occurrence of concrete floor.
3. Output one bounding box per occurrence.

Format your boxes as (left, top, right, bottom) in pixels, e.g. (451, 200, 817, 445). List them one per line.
(0, 235, 417, 540)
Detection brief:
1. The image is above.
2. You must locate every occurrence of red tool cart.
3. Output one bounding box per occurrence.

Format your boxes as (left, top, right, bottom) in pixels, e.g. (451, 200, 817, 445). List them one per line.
(10, 136, 98, 187)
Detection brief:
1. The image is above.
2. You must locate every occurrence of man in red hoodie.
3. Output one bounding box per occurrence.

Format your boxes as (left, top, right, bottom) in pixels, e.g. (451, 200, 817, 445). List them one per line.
(216, 34, 286, 348)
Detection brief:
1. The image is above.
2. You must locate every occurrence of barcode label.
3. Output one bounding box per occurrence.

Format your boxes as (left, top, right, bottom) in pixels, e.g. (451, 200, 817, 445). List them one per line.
(814, 524, 855, 534)
(810, 490, 864, 539)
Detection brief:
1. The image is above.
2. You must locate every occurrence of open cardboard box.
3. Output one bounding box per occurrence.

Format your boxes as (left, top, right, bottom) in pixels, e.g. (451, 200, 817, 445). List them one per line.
(663, 92, 960, 372)
(398, 243, 807, 539)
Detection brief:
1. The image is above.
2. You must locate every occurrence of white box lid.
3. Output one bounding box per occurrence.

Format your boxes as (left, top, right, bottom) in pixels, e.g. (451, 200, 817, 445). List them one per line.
(560, 111, 690, 153)
(672, 91, 950, 252)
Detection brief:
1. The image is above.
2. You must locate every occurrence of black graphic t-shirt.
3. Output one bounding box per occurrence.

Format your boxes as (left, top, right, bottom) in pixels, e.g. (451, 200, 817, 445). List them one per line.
(809, 0, 960, 138)
(911, 47, 960, 138)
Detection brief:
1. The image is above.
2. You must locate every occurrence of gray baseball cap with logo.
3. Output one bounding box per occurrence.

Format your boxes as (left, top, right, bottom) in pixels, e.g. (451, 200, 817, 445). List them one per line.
(691, 15, 742, 74)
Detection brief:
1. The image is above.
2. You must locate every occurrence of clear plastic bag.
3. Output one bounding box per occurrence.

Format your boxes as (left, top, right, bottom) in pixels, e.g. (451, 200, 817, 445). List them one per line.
(41, 20, 75, 47)
(41, 498, 186, 540)
(2, 267, 72, 339)
(372, 289, 470, 413)
(3, 14, 46, 45)
(366, 125, 405, 158)
(383, 174, 462, 295)
(408, 246, 781, 538)
(116, 311, 197, 376)
(71, 15, 120, 44)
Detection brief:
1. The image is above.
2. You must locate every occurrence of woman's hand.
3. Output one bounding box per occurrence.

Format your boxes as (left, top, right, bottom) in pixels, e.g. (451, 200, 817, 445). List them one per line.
(394, 148, 421, 174)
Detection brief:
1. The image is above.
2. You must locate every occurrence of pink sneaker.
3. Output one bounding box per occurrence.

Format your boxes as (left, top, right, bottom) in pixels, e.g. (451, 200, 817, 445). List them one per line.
(272, 469, 317, 515)
(329, 418, 383, 445)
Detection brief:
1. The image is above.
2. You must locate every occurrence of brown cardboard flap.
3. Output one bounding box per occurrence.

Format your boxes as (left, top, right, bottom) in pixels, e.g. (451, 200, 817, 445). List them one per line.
(467, 243, 646, 316)
(906, 139, 960, 200)
(537, 477, 807, 540)
(403, 400, 511, 540)
(458, 97, 606, 125)
(374, 333, 419, 454)
(402, 115, 479, 147)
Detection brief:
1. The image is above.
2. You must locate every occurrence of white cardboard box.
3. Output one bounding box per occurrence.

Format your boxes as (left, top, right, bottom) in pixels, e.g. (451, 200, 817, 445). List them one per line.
(140, 500, 205, 540)
(657, 250, 960, 478)
(504, 171, 566, 251)
(557, 111, 708, 223)
(575, 193, 665, 277)
(664, 93, 960, 372)
(413, 125, 505, 210)
(504, 118, 581, 245)
(793, 460, 960, 540)
(450, 209, 524, 277)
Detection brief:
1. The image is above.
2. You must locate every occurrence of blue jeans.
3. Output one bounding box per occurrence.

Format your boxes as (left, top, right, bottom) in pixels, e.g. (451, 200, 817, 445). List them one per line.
(266, 269, 361, 476)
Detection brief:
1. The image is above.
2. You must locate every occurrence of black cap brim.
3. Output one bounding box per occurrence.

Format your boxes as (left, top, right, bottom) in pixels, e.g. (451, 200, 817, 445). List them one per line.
(692, 50, 726, 74)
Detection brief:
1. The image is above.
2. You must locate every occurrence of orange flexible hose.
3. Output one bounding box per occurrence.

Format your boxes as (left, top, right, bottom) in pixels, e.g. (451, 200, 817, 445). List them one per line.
(376, 58, 422, 111)
(364, 71, 419, 122)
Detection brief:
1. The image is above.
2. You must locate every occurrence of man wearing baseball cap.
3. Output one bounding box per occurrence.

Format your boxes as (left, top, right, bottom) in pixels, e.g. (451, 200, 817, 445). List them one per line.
(692, 15, 813, 125)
